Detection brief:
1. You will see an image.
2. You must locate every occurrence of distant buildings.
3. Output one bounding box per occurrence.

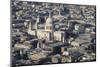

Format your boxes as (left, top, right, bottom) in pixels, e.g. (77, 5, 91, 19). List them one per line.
(11, 1, 96, 66)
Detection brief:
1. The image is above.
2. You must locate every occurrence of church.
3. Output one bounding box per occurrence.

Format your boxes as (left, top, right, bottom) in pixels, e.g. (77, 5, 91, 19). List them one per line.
(27, 12, 65, 43)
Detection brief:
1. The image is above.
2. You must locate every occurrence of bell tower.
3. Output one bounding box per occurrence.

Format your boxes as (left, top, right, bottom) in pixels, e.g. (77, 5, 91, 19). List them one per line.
(35, 16, 40, 36)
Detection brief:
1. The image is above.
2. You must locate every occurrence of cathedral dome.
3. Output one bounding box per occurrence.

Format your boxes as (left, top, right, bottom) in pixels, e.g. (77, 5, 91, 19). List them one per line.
(45, 11, 53, 24)
(45, 11, 54, 32)
(46, 17, 53, 24)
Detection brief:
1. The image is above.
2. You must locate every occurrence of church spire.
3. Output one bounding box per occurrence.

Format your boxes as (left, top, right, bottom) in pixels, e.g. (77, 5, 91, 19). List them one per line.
(59, 8, 61, 16)
(59, 5, 62, 16)
(36, 15, 40, 23)
(28, 21, 32, 30)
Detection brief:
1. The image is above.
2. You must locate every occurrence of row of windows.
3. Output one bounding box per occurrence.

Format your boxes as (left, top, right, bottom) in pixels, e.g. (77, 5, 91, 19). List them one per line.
(46, 26, 52, 30)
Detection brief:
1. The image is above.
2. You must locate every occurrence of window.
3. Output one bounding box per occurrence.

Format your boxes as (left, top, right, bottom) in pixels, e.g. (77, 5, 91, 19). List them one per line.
(46, 26, 52, 30)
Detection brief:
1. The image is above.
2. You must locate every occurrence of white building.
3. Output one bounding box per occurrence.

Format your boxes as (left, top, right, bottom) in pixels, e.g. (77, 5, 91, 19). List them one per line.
(28, 12, 65, 43)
